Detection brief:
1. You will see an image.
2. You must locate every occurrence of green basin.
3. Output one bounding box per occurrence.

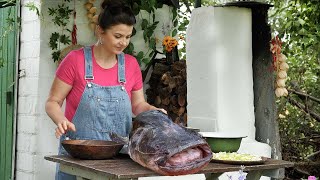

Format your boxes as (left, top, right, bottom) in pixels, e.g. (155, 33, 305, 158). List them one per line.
(199, 132, 246, 153)
(205, 137, 242, 153)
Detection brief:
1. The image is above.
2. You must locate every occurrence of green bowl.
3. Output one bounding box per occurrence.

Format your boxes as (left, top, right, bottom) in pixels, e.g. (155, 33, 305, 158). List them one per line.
(199, 132, 246, 153)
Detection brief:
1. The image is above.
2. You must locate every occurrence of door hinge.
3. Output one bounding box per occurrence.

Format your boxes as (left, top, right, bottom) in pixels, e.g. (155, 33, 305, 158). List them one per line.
(6, 91, 13, 105)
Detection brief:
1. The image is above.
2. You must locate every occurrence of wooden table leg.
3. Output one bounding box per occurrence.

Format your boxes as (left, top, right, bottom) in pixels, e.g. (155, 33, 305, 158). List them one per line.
(205, 173, 222, 180)
(245, 171, 263, 180)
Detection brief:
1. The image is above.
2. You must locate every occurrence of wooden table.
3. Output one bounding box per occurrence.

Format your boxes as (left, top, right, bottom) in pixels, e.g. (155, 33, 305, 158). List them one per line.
(44, 155, 294, 180)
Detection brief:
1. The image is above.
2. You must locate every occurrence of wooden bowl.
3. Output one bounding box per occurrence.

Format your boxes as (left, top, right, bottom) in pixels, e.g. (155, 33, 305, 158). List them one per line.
(62, 140, 124, 160)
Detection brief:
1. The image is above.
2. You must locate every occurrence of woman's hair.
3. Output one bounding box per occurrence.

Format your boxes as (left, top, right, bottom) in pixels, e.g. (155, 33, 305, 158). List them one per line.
(98, 0, 136, 30)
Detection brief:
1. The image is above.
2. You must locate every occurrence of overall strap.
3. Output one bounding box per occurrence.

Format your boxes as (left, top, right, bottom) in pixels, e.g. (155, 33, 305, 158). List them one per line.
(84, 46, 94, 80)
(117, 53, 126, 83)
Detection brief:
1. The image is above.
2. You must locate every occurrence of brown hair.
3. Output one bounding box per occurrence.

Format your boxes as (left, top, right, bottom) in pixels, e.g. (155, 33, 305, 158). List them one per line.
(98, 0, 136, 30)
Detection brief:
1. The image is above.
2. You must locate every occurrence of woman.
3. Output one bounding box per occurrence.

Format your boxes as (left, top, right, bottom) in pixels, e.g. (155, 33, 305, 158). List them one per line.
(45, 0, 166, 179)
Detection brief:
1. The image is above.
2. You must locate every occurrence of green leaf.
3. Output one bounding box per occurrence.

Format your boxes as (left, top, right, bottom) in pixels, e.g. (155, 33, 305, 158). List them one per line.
(284, 21, 292, 29)
(149, 0, 156, 8)
(25, 2, 40, 16)
(52, 50, 61, 62)
(136, 51, 144, 61)
(141, 1, 151, 13)
(0, 57, 4, 68)
(48, 8, 56, 16)
(157, 2, 163, 8)
(142, 58, 150, 64)
(132, 2, 140, 15)
(172, 8, 177, 19)
(173, 20, 178, 27)
(172, 29, 177, 37)
(132, 27, 136, 37)
(298, 28, 306, 35)
(124, 42, 134, 55)
(59, 34, 71, 45)
(141, 19, 148, 30)
(146, 29, 153, 38)
(298, 18, 306, 25)
(143, 30, 148, 42)
(149, 51, 154, 58)
(149, 38, 156, 49)
(49, 32, 60, 49)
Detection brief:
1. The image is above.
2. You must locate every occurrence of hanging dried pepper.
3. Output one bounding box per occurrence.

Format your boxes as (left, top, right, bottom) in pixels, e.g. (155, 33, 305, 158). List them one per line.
(71, 1, 77, 45)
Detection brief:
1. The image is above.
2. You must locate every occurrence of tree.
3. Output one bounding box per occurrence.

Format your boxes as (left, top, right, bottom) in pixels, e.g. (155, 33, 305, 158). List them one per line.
(267, 0, 320, 177)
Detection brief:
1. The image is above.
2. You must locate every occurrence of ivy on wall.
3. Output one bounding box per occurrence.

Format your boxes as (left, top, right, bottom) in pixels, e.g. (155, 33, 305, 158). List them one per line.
(123, 0, 179, 66)
(0, 0, 40, 68)
(1, 0, 179, 67)
(47, 0, 179, 66)
(48, 0, 73, 62)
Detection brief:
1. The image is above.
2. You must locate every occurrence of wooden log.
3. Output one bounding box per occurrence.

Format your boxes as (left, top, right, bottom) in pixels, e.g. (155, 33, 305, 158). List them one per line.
(148, 76, 161, 89)
(153, 63, 170, 76)
(161, 72, 174, 85)
(178, 94, 186, 107)
(168, 79, 177, 89)
(173, 76, 184, 86)
(181, 68, 187, 80)
(159, 86, 172, 98)
(174, 117, 181, 124)
(183, 113, 188, 125)
(169, 112, 178, 123)
(170, 95, 178, 106)
(177, 82, 187, 94)
(178, 107, 185, 116)
(170, 104, 180, 115)
(145, 60, 188, 126)
(154, 96, 161, 106)
(172, 60, 186, 75)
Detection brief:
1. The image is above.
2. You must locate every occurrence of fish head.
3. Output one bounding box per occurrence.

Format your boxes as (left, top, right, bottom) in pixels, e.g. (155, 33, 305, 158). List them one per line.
(129, 110, 212, 176)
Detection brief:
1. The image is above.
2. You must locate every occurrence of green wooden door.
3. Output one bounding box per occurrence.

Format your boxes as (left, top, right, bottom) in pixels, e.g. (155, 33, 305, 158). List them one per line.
(0, 2, 18, 180)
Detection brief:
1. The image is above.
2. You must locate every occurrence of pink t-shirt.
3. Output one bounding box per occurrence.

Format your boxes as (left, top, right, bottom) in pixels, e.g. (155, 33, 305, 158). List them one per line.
(56, 47, 143, 121)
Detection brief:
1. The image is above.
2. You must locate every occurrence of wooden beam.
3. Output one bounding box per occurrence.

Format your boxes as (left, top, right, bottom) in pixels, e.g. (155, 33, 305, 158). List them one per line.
(0, 1, 15, 8)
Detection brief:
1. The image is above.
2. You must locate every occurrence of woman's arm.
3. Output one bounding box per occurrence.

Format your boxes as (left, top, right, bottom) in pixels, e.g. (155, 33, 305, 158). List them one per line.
(131, 89, 167, 116)
(45, 77, 76, 138)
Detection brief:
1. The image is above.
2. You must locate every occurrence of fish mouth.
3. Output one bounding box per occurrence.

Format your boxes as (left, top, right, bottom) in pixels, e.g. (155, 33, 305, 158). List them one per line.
(157, 143, 212, 175)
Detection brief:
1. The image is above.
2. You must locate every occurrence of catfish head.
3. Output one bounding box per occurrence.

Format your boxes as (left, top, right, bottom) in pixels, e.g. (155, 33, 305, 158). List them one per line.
(128, 110, 212, 176)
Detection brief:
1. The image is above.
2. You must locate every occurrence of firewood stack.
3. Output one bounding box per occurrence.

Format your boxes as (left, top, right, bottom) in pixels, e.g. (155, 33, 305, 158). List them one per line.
(146, 58, 187, 126)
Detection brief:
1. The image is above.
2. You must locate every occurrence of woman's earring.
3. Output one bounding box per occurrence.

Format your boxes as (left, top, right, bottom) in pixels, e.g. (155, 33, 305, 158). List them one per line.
(99, 37, 103, 45)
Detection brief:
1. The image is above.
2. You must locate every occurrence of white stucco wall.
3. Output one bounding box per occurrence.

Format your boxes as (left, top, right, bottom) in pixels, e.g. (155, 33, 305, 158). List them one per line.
(16, 0, 42, 179)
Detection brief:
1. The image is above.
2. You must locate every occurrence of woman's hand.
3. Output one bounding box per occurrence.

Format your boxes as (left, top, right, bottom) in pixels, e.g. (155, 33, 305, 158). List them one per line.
(151, 107, 167, 114)
(55, 120, 76, 138)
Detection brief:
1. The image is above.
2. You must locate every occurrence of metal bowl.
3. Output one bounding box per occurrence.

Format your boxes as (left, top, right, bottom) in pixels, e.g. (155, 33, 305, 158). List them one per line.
(199, 132, 247, 153)
(185, 127, 201, 133)
(62, 140, 125, 160)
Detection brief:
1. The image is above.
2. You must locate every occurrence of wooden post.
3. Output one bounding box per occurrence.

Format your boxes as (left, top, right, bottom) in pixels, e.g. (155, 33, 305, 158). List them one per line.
(225, 1, 284, 177)
(194, 0, 201, 8)
(250, 2, 282, 159)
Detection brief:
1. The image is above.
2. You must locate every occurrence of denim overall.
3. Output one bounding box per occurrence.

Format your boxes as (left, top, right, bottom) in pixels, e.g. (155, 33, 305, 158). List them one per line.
(56, 46, 132, 180)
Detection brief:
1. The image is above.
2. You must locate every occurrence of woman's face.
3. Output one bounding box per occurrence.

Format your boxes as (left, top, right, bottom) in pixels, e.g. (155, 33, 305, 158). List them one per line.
(100, 24, 133, 54)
